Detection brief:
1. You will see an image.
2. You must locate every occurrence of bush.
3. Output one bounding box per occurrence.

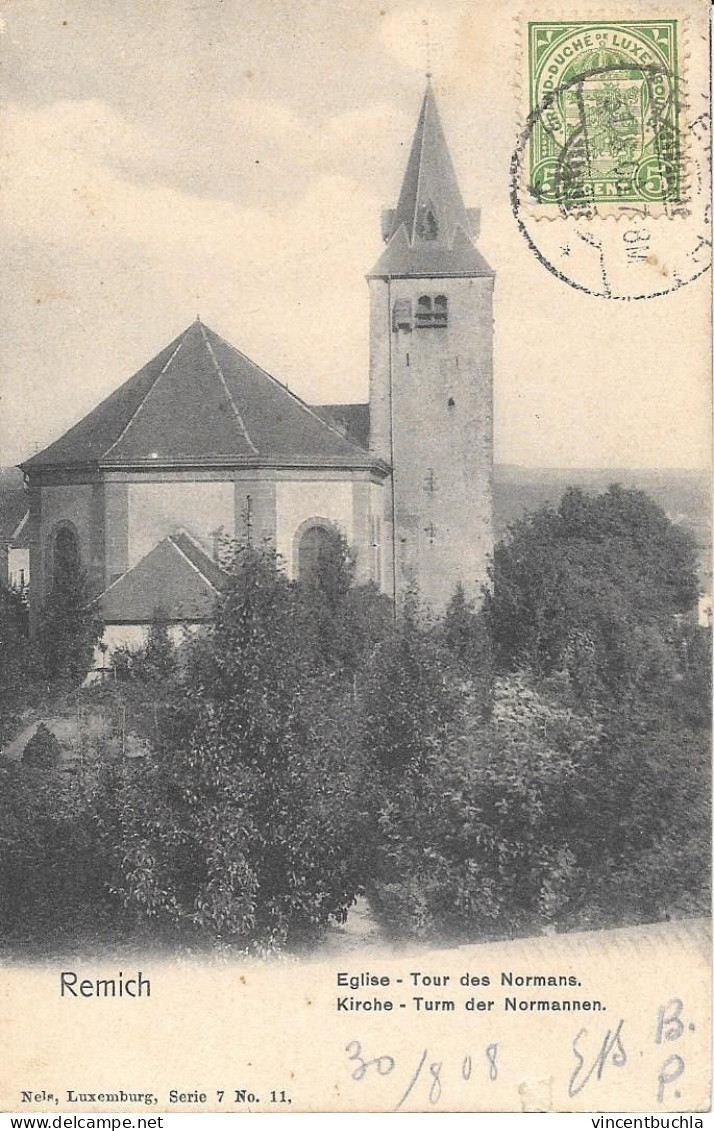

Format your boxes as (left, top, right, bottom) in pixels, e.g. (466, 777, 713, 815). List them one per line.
(22, 722, 63, 769)
(36, 534, 103, 686)
(484, 485, 700, 707)
(107, 540, 372, 950)
(360, 600, 461, 777)
(0, 582, 45, 744)
(0, 755, 125, 950)
(367, 676, 597, 941)
(367, 670, 710, 943)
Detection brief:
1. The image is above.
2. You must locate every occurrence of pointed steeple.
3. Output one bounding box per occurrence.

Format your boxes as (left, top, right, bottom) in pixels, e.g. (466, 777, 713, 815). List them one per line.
(369, 80, 492, 278)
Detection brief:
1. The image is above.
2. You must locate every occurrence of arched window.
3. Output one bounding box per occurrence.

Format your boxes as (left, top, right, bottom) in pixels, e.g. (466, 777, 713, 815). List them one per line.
(416, 294, 448, 328)
(416, 295, 432, 327)
(52, 525, 81, 586)
(297, 524, 335, 586)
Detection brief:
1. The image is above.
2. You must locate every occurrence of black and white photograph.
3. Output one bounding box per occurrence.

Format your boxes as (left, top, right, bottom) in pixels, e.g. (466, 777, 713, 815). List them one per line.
(0, 0, 711, 1115)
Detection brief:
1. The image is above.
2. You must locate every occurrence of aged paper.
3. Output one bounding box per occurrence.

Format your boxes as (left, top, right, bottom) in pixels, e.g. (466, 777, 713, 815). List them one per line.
(0, 0, 711, 1117)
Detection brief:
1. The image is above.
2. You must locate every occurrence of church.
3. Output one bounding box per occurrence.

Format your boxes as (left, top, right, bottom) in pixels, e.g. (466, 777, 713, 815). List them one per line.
(21, 81, 495, 653)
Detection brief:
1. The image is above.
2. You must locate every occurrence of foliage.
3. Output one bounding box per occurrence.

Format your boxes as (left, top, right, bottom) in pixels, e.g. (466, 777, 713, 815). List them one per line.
(367, 676, 596, 940)
(0, 755, 125, 949)
(22, 722, 63, 769)
(441, 584, 493, 716)
(360, 598, 461, 776)
(110, 608, 178, 690)
(3, 484, 709, 954)
(36, 537, 103, 686)
(0, 582, 44, 744)
(367, 672, 710, 942)
(298, 526, 392, 677)
(484, 485, 700, 705)
(107, 540, 372, 950)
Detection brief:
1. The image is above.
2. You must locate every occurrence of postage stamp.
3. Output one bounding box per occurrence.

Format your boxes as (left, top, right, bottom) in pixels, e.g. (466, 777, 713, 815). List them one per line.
(528, 20, 680, 208)
(513, 13, 711, 299)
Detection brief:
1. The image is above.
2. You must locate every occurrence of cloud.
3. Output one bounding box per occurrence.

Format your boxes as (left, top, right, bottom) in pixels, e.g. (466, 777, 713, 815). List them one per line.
(0, 98, 387, 459)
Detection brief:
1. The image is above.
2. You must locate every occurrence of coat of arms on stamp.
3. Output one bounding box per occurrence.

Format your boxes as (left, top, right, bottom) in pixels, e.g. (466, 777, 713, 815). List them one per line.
(528, 21, 679, 206)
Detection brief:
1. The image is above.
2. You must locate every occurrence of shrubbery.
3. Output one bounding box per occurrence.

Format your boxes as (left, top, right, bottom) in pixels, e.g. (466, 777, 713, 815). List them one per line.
(0, 582, 45, 744)
(99, 540, 375, 951)
(22, 722, 63, 769)
(36, 533, 103, 686)
(0, 754, 125, 950)
(0, 488, 709, 953)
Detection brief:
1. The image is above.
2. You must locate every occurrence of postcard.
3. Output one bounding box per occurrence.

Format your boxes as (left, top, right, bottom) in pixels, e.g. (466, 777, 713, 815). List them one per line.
(0, 0, 711, 1116)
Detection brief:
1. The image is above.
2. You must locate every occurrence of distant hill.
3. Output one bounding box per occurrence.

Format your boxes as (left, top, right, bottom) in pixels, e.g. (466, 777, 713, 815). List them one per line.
(494, 464, 710, 537)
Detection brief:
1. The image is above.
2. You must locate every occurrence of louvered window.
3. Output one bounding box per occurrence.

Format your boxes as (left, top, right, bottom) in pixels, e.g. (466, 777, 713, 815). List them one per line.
(434, 295, 448, 326)
(416, 294, 448, 328)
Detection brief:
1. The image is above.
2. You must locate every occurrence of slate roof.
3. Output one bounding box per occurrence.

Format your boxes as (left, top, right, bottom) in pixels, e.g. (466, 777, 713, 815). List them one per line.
(8, 510, 30, 549)
(22, 321, 382, 472)
(315, 403, 370, 449)
(97, 529, 226, 623)
(0, 487, 29, 545)
(369, 81, 493, 279)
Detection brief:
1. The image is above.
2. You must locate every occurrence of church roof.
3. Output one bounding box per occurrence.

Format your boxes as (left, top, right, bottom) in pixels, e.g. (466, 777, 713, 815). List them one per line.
(369, 81, 493, 279)
(97, 529, 225, 623)
(315, 403, 370, 449)
(22, 321, 381, 472)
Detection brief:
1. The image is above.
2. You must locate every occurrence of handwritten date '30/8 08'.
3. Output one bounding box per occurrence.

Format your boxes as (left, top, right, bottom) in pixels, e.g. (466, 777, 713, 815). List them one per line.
(345, 998, 695, 1110)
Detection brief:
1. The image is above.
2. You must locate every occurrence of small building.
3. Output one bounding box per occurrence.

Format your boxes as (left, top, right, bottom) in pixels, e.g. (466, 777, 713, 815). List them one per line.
(0, 470, 30, 593)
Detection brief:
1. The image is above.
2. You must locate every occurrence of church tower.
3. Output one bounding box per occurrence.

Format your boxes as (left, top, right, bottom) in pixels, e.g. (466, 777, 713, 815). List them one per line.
(368, 80, 494, 611)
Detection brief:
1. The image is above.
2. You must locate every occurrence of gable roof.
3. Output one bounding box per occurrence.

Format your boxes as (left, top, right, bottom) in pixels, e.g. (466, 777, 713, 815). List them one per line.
(369, 81, 493, 279)
(315, 403, 370, 449)
(22, 321, 383, 473)
(9, 510, 30, 548)
(97, 529, 225, 623)
(0, 485, 29, 544)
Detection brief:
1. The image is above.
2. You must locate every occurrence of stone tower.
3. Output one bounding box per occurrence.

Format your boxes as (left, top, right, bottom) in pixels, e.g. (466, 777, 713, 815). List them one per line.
(368, 80, 495, 611)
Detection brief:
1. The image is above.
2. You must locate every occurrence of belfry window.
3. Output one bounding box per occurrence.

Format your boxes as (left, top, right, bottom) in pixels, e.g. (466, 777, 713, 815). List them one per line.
(416, 294, 448, 328)
(416, 295, 432, 326)
(434, 295, 448, 326)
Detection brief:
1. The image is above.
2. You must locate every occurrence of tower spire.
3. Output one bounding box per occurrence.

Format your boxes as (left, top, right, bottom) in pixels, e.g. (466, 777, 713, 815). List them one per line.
(369, 81, 492, 278)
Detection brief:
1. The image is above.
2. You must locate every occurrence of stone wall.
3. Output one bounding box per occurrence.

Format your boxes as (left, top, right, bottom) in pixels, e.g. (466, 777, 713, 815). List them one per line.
(369, 274, 494, 611)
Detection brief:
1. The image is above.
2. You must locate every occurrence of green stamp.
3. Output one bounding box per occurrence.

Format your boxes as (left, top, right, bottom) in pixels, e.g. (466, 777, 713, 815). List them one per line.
(528, 20, 680, 206)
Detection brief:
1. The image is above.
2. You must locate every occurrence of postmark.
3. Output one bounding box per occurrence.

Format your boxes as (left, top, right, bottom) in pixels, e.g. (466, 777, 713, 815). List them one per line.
(513, 17, 712, 299)
(528, 21, 680, 209)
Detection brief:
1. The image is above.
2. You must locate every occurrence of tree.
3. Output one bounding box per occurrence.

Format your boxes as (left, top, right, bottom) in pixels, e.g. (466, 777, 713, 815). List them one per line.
(360, 597, 460, 777)
(0, 753, 124, 949)
(0, 581, 43, 743)
(441, 584, 493, 716)
(108, 540, 371, 950)
(22, 722, 63, 769)
(36, 533, 103, 686)
(297, 526, 391, 678)
(484, 485, 700, 705)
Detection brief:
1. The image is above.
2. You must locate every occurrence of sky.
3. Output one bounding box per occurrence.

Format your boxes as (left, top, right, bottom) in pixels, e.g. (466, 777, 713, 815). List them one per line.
(0, 0, 710, 468)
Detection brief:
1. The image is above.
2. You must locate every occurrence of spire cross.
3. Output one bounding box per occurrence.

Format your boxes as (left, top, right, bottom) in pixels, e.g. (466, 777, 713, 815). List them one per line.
(422, 17, 432, 78)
